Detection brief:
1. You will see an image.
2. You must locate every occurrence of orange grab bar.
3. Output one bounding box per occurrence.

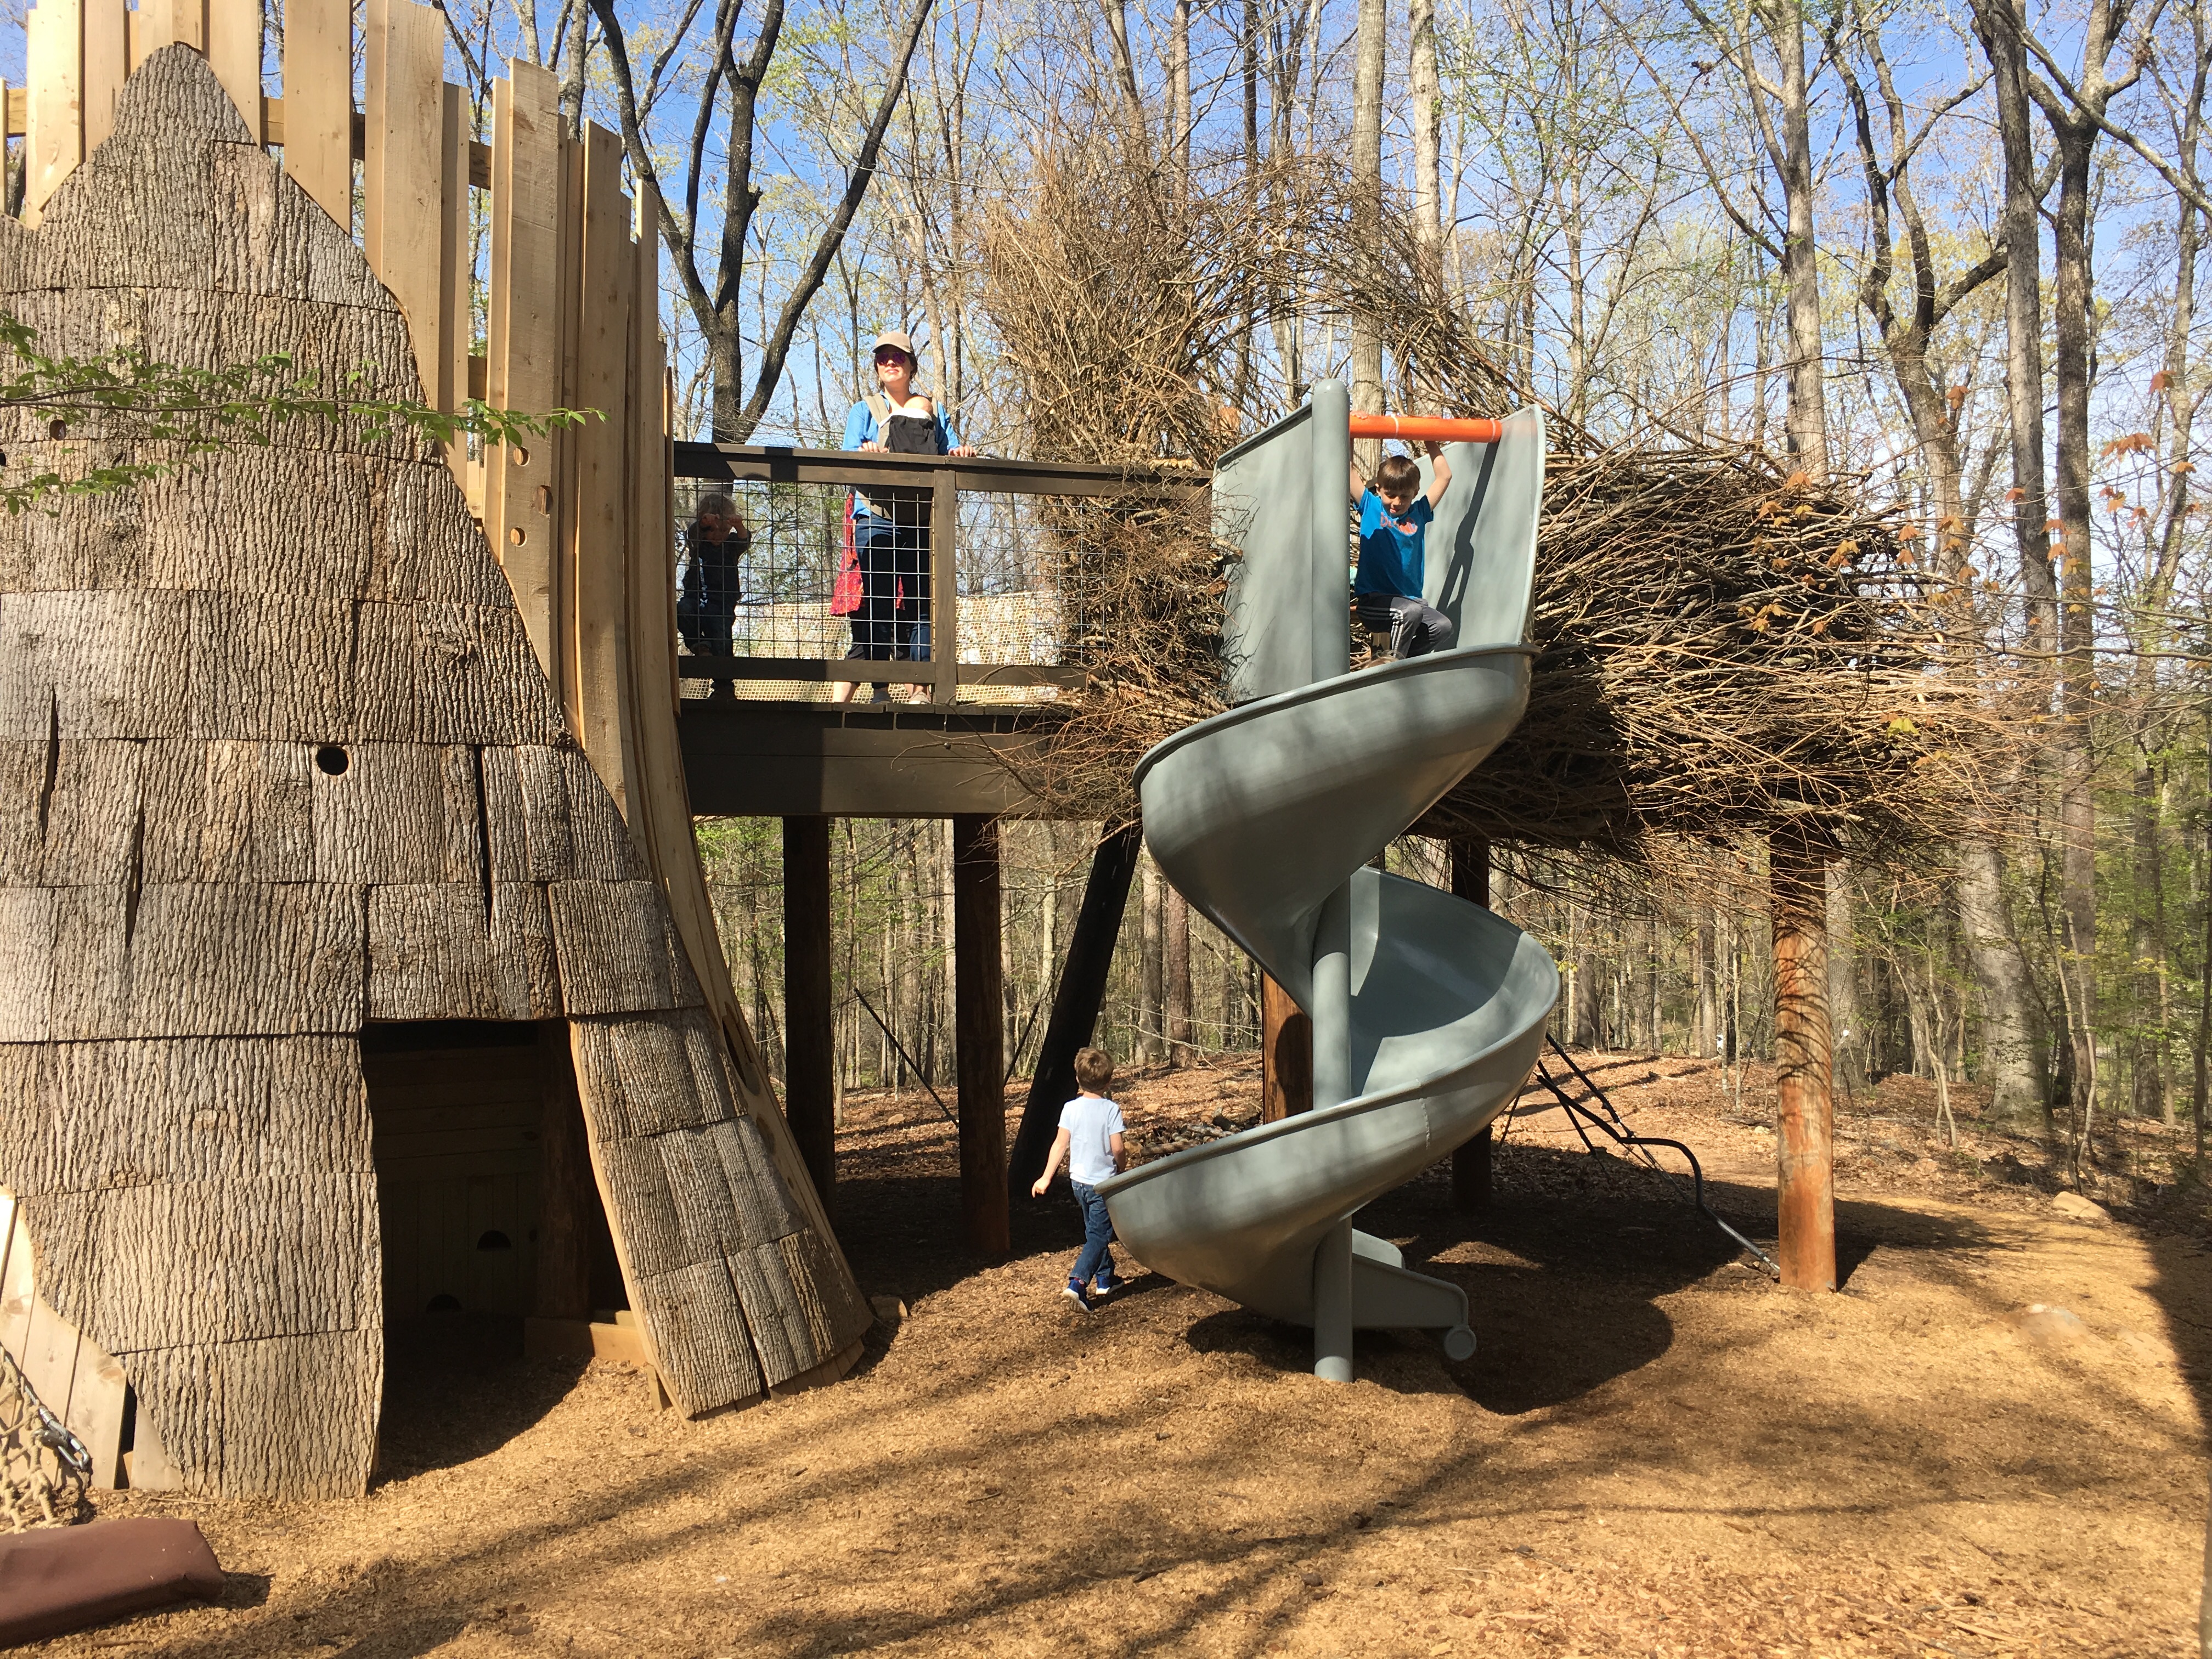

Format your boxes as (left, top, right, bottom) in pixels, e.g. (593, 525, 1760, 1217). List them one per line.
(1347, 414, 1504, 443)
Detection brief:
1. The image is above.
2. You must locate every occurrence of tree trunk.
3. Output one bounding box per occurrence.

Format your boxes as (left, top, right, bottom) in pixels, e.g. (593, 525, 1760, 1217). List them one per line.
(1408, 0, 1442, 295)
(1170, 0, 1192, 194)
(1826, 863, 1864, 1096)
(1958, 837, 2046, 1125)
(1165, 885, 1194, 1066)
(1139, 855, 1166, 1063)
(1773, 824, 1836, 1291)
(1348, 0, 1388, 470)
(1769, 0, 1828, 477)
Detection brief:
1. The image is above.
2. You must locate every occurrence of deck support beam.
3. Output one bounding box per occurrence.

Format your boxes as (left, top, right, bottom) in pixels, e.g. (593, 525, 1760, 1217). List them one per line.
(953, 815, 1011, 1256)
(782, 815, 837, 1216)
(1771, 821, 1837, 1290)
(1009, 823, 1144, 1197)
(1450, 834, 1494, 1209)
(1261, 973, 1312, 1121)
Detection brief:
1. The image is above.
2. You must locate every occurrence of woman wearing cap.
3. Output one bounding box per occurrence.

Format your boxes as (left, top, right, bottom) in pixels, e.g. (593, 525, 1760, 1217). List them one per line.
(833, 328, 978, 704)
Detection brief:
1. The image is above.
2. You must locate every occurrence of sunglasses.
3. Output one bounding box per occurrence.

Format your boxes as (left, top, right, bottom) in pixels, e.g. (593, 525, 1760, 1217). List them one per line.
(873, 349, 912, 365)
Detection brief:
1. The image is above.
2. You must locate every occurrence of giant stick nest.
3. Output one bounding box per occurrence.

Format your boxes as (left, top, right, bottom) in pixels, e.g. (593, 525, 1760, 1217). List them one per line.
(978, 132, 2021, 866)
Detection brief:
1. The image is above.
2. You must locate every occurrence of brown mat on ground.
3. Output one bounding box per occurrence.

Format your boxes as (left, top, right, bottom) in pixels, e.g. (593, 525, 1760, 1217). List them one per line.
(0, 1515, 225, 1646)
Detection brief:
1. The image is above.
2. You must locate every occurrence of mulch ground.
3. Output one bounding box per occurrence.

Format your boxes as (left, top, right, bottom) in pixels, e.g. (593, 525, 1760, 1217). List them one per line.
(31, 1051, 2212, 1657)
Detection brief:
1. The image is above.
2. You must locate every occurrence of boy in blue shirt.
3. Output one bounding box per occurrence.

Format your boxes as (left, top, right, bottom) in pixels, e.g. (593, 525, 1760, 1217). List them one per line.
(1350, 438, 1457, 659)
(1030, 1046, 1126, 1311)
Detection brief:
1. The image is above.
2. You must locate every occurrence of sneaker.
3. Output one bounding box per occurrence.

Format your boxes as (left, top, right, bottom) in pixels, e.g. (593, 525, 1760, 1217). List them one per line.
(1092, 1276, 1123, 1297)
(1062, 1282, 1092, 1312)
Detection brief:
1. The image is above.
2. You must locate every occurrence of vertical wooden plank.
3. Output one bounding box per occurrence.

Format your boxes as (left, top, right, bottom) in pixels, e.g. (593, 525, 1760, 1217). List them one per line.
(932, 469, 958, 704)
(365, 0, 443, 397)
(362, 0, 386, 263)
(24, 0, 83, 227)
(0, 1197, 29, 1362)
(568, 122, 635, 811)
(66, 1338, 126, 1489)
(554, 130, 585, 740)
(485, 61, 569, 688)
(18, 1300, 81, 1453)
(204, 0, 261, 134)
(953, 815, 1009, 1256)
(438, 81, 472, 491)
(81, 0, 126, 150)
(281, 0, 352, 225)
(535, 1021, 595, 1319)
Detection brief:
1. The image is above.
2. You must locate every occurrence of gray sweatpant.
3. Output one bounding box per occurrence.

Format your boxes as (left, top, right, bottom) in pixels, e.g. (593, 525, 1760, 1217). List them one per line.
(1356, 593, 1457, 659)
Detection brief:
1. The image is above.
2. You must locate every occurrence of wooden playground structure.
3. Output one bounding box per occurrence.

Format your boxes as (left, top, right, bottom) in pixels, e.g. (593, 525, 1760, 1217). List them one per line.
(0, 3, 1844, 1505)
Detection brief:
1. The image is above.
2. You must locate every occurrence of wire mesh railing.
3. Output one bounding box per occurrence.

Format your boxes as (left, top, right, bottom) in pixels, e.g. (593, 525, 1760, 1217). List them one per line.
(669, 446, 1198, 707)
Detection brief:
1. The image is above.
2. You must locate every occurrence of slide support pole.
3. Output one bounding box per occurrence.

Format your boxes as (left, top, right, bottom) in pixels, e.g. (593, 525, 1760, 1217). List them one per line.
(1313, 1220, 1355, 1383)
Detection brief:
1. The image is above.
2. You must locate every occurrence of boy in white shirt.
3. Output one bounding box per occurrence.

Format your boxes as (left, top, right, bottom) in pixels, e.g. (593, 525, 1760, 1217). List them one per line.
(1030, 1046, 1126, 1311)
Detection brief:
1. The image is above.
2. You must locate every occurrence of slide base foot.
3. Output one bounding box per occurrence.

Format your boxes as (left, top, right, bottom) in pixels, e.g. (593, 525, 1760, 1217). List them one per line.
(1313, 1220, 1354, 1383)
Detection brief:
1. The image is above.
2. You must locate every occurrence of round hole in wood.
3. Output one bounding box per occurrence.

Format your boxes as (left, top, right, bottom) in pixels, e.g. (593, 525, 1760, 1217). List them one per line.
(313, 744, 349, 776)
(508, 525, 526, 545)
(476, 1229, 512, 1252)
(426, 1293, 461, 1313)
(509, 444, 529, 467)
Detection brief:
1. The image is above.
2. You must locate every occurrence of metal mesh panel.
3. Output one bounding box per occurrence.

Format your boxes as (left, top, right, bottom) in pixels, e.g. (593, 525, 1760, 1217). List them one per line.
(672, 478, 1071, 704)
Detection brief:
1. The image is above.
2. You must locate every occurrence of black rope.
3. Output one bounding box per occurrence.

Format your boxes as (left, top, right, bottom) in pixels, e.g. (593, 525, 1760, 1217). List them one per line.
(1534, 1034, 1782, 1279)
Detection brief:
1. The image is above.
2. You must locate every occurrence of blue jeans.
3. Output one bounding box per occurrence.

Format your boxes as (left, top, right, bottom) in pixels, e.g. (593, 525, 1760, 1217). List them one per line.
(846, 513, 932, 662)
(1070, 1181, 1118, 1288)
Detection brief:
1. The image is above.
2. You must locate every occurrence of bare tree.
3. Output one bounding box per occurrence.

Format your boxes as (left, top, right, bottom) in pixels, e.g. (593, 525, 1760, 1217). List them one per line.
(590, 0, 938, 438)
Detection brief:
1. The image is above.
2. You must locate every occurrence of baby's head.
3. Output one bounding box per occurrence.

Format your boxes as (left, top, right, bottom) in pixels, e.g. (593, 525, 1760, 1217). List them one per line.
(1073, 1046, 1115, 1094)
(1375, 453, 1423, 517)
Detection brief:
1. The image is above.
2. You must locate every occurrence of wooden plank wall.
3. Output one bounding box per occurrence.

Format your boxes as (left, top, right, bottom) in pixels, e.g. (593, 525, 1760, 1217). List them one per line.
(0, 1190, 129, 1490)
(8, 20, 873, 1433)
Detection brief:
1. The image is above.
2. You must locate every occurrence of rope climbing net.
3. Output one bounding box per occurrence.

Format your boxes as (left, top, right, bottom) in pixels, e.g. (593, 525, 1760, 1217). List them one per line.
(1, 1342, 89, 1531)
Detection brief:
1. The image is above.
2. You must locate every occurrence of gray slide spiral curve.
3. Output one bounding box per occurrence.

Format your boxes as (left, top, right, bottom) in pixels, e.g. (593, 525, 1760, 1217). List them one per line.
(1096, 385, 1560, 1380)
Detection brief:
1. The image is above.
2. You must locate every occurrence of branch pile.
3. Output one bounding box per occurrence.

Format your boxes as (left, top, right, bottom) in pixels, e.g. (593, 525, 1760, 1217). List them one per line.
(980, 131, 2022, 859)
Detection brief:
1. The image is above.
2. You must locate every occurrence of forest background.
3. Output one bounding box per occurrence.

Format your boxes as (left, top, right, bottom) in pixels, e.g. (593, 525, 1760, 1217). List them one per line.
(2, 0, 2202, 1174)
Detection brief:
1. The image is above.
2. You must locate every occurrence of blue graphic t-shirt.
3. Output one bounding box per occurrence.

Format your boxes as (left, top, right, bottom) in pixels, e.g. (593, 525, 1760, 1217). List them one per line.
(1355, 489, 1434, 600)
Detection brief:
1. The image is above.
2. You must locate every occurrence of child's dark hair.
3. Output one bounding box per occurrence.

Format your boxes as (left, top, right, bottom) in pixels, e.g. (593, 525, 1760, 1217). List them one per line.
(1375, 453, 1423, 497)
(1073, 1046, 1114, 1091)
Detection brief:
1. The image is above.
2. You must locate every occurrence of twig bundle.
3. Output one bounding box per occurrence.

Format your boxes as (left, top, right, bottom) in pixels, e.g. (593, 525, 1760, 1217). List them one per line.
(980, 130, 2021, 862)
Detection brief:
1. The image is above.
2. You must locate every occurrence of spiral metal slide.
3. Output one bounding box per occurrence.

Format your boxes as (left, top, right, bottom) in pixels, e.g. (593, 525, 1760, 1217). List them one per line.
(1095, 382, 1561, 1380)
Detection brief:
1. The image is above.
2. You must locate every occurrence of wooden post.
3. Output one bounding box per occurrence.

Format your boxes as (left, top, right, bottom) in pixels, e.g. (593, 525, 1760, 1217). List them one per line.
(783, 815, 836, 1215)
(932, 467, 959, 706)
(1261, 974, 1311, 1121)
(534, 1021, 595, 1319)
(1450, 833, 1493, 1208)
(953, 815, 1009, 1256)
(1771, 820, 1837, 1291)
(1009, 822, 1143, 1194)
(280, 0, 352, 225)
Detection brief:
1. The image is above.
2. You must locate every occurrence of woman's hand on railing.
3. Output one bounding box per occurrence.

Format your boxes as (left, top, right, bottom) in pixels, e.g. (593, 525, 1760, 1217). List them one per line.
(949, 444, 979, 458)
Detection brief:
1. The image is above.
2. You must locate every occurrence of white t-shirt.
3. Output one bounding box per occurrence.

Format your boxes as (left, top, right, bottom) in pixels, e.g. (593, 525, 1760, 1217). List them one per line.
(1059, 1094, 1125, 1187)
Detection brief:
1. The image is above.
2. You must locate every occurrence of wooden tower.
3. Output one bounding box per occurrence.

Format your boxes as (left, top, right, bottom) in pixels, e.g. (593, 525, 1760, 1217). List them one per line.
(0, 49, 870, 1499)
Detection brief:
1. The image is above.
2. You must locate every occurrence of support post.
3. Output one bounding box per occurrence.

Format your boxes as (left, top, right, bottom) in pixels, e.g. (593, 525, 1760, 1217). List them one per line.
(953, 815, 1010, 1256)
(932, 469, 959, 706)
(782, 815, 836, 1216)
(1311, 884, 1353, 1109)
(534, 1021, 595, 1319)
(1261, 973, 1312, 1121)
(1771, 820, 1837, 1291)
(1450, 833, 1493, 1209)
(1009, 823, 1144, 1196)
(1313, 1219, 1354, 1383)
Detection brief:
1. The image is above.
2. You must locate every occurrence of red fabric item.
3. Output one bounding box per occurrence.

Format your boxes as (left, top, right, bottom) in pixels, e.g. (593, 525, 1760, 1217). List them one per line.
(830, 495, 864, 617)
(0, 1517, 225, 1645)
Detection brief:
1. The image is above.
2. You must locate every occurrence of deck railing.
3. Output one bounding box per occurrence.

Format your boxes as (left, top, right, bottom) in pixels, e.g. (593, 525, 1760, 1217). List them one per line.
(670, 444, 1200, 708)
